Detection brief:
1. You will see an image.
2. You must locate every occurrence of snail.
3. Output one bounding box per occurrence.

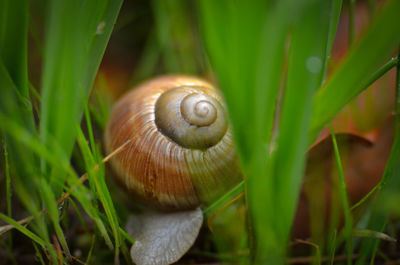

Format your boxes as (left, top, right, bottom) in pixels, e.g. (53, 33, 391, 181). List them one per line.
(104, 75, 242, 265)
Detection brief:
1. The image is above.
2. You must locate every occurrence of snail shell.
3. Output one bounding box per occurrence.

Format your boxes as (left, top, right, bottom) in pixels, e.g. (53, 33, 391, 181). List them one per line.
(104, 75, 242, 210)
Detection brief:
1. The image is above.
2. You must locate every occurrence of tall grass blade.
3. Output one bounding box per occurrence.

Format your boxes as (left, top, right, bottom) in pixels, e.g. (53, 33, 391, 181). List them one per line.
(355, 134, 400, 264)
(356, 43, 400, 265)
(269, 1, 338, 262)
(0, 0, 30, 98)
(330, 126, 353, 265)
(40, 179, 71, 259)
(76, 124, 122, 263)
(395, 45, 400, 135)
(199, 0, 337, 263)
(322, 0, 343, 84)
(39, 0, 122, 193)
(310, 0, 400, 140)
(3, 141, 11, 219)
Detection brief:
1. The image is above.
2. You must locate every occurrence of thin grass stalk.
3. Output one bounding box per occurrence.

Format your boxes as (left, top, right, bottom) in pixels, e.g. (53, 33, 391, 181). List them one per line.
(355, 86, 400, 264)
(4, 141, 11, 219)
(322, 0, 343, 85)
(329, 125, 353, 265)
(395, 44, 400, 135)
(2, 139, 11, 226)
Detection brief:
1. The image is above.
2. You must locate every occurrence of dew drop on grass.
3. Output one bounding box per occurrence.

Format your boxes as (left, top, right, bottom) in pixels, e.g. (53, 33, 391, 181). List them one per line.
(306, 56, 322, 74)
(96, 21, 106, 35)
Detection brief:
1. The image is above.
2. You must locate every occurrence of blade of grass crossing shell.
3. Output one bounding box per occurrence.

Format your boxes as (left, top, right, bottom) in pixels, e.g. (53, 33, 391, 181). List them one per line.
(198, 0, 333, 263)
(203, 181, 245, 218)
(197, 2, 284, 262)
(202, 0, 342, 232)
(310, 0, 400, 140)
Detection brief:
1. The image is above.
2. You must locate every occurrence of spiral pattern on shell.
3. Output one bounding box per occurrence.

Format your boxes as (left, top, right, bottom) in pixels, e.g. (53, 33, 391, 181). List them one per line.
(104, 75, 242, 210)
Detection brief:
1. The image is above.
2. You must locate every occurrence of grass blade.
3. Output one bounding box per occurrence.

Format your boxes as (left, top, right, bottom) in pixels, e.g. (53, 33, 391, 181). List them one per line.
(39, 0, 122, 193)
(355, 43, 400, 265)
(3, 141, 11, 219)
(330, 126, 353, 265)
(76, 125, 122, 262)
(40, 179, 71, 259)
(0, 0, 29, 97)
(199, 0, 338, 263)
(355, 135, 400, 264)
(310, 0, 400, 139)
(0, 213, 49, 248)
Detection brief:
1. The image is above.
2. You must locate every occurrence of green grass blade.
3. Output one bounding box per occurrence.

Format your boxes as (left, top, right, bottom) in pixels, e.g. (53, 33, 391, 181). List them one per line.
(310, 0, 400, 139)
(65, 178, 114, 250)
(39, 0, 122, 193)
(0, 0, 29, 97)
(330, 126, 353, 265)
(40, 179, 71, 259)
(3, 140, 11, 219)
(395, 45, 400, 135)
(199, 0, 337, 263)
(355, 135, 400, 264)
(0, 112, 76, 179)
(198, 2, 288, 262)
(270, 1, 339, 261)
(203, 181, 245, 218)
(84, 100, 97, 161)
(355, 43, 400, 265)
(76, 126, 122, 261)
(0, 213, 49, 248)
(322, 0, 343, 84)
(32, 242, 46, 265)
(0, 212, 59, 264)
(0, 61, 50, 245)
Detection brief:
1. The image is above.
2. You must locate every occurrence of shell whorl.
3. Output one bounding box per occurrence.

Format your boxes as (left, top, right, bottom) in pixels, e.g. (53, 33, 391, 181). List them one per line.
(155, 87, 228, 150)
(105, 75, 242, 210)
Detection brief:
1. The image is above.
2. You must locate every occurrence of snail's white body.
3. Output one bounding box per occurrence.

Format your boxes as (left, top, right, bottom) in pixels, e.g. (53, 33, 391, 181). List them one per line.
(105, 75, 242, 210)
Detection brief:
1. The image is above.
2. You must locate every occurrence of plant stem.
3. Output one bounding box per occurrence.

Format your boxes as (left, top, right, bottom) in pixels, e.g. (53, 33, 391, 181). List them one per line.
(330, 125, 353, 265)
(395, 44, 400, 136)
